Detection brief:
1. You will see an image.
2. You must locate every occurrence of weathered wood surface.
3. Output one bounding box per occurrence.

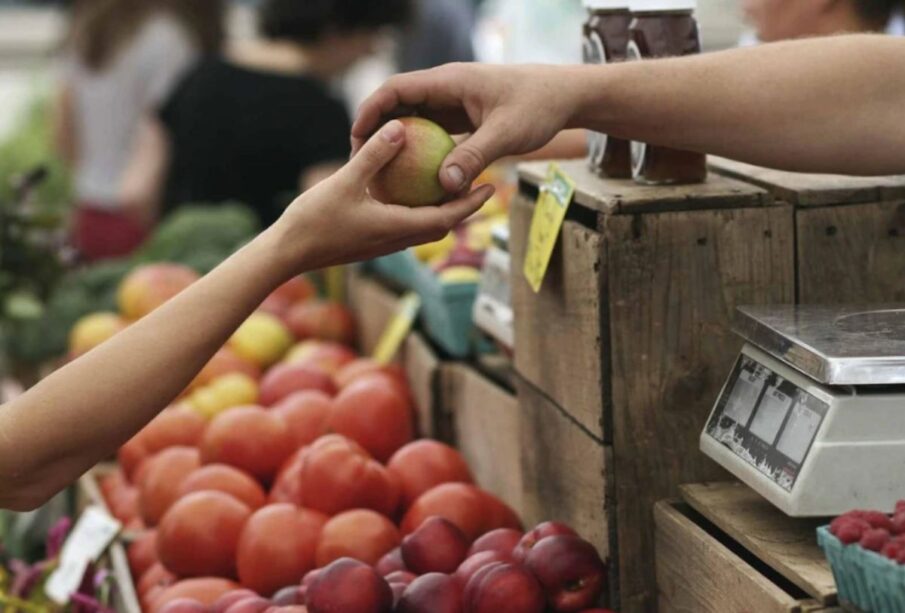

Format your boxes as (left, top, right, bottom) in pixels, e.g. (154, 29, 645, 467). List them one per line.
(797, 201, 905, 304)
(518, 159, 768, 214)
(605, 204, 796, 612)
(656, 501, 834, 613)
(442, 364, 523, 513)
(515, 375, 612, 566)
(346, 268, 399, 355)
(510, 192, 607, 440)
(710, 157, 905, 207)
(403, 332, 441, 438)
(680, 482, 836, 604)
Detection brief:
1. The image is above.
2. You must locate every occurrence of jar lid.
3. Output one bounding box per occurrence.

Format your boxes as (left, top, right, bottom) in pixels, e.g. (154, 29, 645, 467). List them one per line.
(629, 0, 696, 11)
(583, 0, 631, 9)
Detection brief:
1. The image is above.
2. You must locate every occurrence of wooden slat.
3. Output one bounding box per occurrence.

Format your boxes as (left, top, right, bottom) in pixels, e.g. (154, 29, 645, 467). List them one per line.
(710, 157, 905, 207)
(797, 201, 905, 304)
(442, 364, 523, 514)
(680, 482, 836, 604)
(605, 204, 796, 611)
(510, 193, 607, 440)
(345, 269, 400, 356)
(515, 375, 612, 565)
(655, 500, 808, 613)
(518, 159, 767, 214)
(402, 332, 440, 438)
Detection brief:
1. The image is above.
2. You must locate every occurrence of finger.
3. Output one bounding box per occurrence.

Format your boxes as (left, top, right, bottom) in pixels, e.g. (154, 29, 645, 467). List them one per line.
(439, 118, 514, 193)
(385, 184, 495, 237)
(342, 120, 406, 184)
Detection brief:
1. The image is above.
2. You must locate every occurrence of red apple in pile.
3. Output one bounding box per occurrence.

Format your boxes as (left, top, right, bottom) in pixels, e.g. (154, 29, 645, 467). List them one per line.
(513, 521, 578, 563)
(401, 516, 469, 574)
(305, 558, 393, 613)
(525, 535, 607, 612)
(258, 362, 337, 406)
(465, 562, 545, 613)
(396, 573, 463, 613)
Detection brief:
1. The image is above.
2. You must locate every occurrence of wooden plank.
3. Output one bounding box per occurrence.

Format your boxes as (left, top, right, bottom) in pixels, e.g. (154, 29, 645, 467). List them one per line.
(680, 482, 836, 604)
(401, 332, 440, 438)
(518, 159, 767, 214)
(797, 201, 905, 304)
(515, 375, 611, 565)
(710, 157, 905, 207)
(605, 204, 796, 611)
(442, 364, 523, 515)
(655, 500, 808, 613)
(510, 193, 607, 441)
(345, 268, 400, 356)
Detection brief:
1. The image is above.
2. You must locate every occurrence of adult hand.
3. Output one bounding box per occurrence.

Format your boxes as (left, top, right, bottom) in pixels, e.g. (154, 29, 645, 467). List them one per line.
(351, 63, 580, 194)
(273, 119, 495, 275)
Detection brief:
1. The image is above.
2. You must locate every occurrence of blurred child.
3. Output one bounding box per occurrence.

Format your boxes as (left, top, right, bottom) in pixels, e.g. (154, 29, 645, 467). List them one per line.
(122, 0, 411, 230)
(55, 0, 225, 261)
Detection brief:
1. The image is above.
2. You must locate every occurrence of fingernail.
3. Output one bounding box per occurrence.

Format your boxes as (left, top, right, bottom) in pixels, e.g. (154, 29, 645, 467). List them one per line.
(445, 165, 466, 190)
(381, 120, 404, 144)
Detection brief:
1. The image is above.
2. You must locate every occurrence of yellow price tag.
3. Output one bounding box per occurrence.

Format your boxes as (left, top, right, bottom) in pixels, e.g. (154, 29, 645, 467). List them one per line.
(324, 265, 345, 303)
(523, 163, 576, 293)
(373, 292, 421, 365)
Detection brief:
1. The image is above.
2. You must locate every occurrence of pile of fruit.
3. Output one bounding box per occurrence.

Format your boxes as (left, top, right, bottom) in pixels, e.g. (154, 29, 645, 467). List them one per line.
(82, 263, 612, 613)
(828, 503, 905, 562)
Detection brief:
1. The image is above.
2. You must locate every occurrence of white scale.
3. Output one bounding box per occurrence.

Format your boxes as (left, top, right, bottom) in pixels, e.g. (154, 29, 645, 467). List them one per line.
(473, 225, 513, 351)
(700, 305, 905, 517)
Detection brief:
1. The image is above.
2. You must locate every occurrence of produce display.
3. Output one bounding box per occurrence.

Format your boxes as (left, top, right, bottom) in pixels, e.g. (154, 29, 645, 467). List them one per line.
(72, 263, 613, 613)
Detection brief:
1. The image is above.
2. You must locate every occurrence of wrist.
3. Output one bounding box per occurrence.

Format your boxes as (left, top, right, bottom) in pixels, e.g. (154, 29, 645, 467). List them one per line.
(564, 64, 622, 132)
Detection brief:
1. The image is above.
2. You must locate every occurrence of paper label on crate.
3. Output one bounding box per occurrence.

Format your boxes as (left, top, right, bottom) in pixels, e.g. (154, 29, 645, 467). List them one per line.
(45, 506, 121, 604)
(523, 164, 576, 293)
(373, 292, 421, 365)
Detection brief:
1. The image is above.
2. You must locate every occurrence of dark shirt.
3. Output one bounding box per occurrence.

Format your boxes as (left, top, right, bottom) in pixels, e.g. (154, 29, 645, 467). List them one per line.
(159, 56, 351, 228)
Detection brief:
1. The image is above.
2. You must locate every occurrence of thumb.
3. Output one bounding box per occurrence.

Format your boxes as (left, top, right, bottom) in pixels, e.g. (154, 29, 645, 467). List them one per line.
(343, 120, 406, 183)
(439, 118, 512, 193)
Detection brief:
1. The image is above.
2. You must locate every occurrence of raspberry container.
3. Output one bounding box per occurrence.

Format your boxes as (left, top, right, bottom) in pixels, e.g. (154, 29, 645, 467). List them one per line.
(817, 526, 905, 613)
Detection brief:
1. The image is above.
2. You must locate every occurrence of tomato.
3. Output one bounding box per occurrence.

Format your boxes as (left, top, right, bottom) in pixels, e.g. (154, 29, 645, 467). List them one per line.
(328, 374, 413, 462)
(139, 447, 201, 526)
(200, 406, 294, 483)
(179, 464, 267, 510)
(272, 391, 331, 448)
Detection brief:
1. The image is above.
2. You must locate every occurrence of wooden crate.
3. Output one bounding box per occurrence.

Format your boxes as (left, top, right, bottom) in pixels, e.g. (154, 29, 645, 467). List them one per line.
(710, 157, 905, 304)
(514, 375, 613, 581)
(656, 482, 840, 613)
(346, 268, 441, 438)
(440, 363, 523, 514)
(511, 159, 794, 612)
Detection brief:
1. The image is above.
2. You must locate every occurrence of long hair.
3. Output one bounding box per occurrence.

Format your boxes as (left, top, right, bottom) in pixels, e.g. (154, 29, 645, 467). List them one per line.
(161, 0, 227, 54)
(66, 0, 154, 71)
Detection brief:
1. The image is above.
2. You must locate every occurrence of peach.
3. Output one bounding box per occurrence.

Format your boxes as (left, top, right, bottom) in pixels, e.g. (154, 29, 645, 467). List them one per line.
(191, 348, 261, 391)
(401, 517, 469, 574)
(468, 528, 522, 558)
(375, 547, 407, 576)
(200, 406, 295, 483)
(118, 263, 199, 321)
(150, 578, 240, 612)
(68, 312, 127, 356)
(272, 391, 331, 447)
(329, 374, 413, 462)
(512, 522, 578, 564)
(305, 558, 392, 613)
(223, 597, 272, 613)
(259, 362, 337, 406)
(179, 464, 267, 510)
(271, 586, 305, 606)
(140, 407, 207, 453)
(396, 573, 463, 613)
(384, 571, 416, 586)
(401, 483, 488, 542)
(387, 440, 473, 509)
(454, 551, 512, 588)
(334, 359, 409, 396)
(128, 529, 158, 579)
(285, 301, 356, 346)
(118, 434, 149, 482)
(212, 590, 260, 613)
(229, 313, 294, 368)
(285, 341, 357, 375)
(316, 509, 401, 567)
(139, 447, 201, 526)
(524, 535, 606, 612)
(157, 598, 208, 613)
(368, 117, 456, 207)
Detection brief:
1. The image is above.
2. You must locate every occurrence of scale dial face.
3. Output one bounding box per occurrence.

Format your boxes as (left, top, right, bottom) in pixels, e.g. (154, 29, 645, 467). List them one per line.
(705, 353, 830, 492)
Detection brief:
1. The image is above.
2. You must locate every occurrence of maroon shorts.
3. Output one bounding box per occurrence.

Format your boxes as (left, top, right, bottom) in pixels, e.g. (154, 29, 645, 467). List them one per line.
(73, 204, 149, 262)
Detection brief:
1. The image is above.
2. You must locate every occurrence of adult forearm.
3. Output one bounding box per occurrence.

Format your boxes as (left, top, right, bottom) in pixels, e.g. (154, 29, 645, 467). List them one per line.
(0, 228, 291, 509)
(571, 34, 905, 175)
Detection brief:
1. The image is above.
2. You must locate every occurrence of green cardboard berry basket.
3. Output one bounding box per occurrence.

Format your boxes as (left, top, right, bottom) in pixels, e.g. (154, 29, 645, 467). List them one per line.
(818, 526, 905, 612)
(367, 251, 481, 358)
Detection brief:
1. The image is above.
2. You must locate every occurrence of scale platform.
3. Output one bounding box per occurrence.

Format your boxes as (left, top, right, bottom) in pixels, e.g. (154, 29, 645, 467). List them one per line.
(700, 305, 905, 517)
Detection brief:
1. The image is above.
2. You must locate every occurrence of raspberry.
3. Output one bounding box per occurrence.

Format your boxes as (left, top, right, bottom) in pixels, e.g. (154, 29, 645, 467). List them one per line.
(891, 513, 905, 535)
(882, 541, 902, 560)
(860, 528, 891, 552)
(861, 511, 894, 531)
(836, 519, 871, 544)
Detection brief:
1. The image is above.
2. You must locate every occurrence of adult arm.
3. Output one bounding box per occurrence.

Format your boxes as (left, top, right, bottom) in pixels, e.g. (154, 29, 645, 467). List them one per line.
(0, 120, 494, 511)
(353, 34, 905, 192)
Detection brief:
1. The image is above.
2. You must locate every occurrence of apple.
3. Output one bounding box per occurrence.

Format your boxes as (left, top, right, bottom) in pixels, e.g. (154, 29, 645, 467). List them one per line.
(285, 301, 355, 346)
(454, 550, 512, 587)
(465, 563, 544, 613)
(401, 516, 469, 574)
(224, 597, 273, 613)
(384, 571, 417, 586)
(369, 117, 455, 207)
(157, 599, 208, 613)
(468, 528, 523, 558)
(389, 583, 407, 609)
(271, 586, 305, 606)
(512, 522, 578, 564)
(396, 573, 463, 613)
(305, 558, 392, 613)
(211, 590, 260, 613)
(525, 535, 606, 612)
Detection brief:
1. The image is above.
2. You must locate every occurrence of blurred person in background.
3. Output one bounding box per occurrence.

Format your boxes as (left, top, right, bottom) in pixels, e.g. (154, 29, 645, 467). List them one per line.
(121, 0, 411, 231)
(54, 0, 225, 262)
(740, 0, 904, 45)
(397, 0, 475, 72)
